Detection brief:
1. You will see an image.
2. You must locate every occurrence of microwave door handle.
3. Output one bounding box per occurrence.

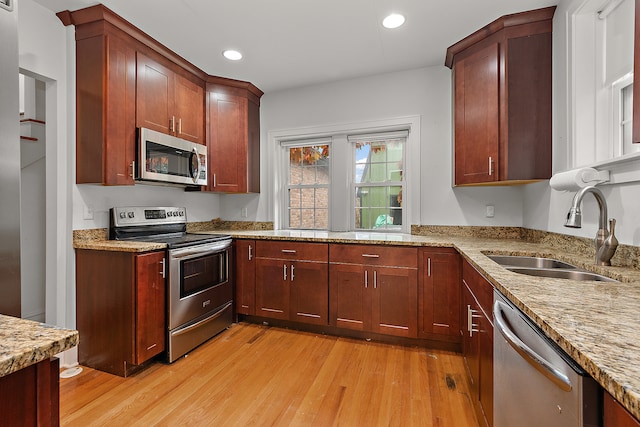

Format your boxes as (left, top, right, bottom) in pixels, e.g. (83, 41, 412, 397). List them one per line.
(189, 148, 201, 183)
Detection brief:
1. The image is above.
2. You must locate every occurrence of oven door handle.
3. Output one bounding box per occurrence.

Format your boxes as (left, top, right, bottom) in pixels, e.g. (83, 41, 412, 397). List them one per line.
(171, 302, 233, 338)
(494, 300, 572, 392)
(169, 242, 231, 260)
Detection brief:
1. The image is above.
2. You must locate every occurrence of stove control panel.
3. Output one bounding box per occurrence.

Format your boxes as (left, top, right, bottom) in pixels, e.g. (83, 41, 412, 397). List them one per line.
(111, 206, 187, 227)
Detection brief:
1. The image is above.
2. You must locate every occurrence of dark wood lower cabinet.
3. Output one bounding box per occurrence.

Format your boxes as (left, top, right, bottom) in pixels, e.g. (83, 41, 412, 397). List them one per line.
(329, 244, 418, 338)
(0, 358, 59, 426)
(254, 241, 329, 325)
(462, 259, 493, 427)
(235, 240, 256, 315)
(75, 249, 166, 377)
(419, 248, 461, 341)
(604, 391, 640, 426)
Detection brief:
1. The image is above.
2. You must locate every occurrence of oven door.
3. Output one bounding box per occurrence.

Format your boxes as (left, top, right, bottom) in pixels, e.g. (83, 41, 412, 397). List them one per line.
(167, 240, 232, 330)
(138, 127, 207, 185)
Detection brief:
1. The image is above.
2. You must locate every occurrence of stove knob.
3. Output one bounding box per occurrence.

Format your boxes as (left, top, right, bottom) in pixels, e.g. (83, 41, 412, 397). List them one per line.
(180, 211, 185, 216)
(119, 212, 126, 219)
(128, 211, 135, 218)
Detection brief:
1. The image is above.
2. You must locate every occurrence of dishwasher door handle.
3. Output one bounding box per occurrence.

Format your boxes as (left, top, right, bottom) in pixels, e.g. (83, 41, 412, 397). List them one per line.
(493, 300, 573, 392)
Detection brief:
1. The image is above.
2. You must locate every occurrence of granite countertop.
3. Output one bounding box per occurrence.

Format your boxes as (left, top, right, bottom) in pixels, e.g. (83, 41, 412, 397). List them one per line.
(72, 228, 640, 420)
(0, 315, 79, 377)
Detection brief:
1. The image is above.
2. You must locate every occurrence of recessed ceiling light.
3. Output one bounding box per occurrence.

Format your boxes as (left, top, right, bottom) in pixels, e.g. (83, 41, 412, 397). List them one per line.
(223, 49, 243, 61)
(382, 13, 405, 29)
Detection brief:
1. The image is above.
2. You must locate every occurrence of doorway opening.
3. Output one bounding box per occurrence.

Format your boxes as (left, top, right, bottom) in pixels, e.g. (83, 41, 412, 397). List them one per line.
(19, 72, 46, 322)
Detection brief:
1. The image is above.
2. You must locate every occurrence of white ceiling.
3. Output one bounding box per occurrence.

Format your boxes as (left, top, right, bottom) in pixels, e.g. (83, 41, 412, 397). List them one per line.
(31, 0, 560, 93)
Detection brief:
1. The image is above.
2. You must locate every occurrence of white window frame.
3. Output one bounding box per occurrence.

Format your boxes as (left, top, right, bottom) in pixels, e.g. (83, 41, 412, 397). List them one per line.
(280, 137, 332, 230)
(269, 116, 420, 233)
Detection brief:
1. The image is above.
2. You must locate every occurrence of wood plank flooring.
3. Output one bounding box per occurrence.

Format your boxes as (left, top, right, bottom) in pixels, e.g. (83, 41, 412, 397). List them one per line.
(60, 322, 479, 426)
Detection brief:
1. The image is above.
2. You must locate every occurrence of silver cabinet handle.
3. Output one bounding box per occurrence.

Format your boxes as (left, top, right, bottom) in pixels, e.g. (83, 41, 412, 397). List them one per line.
(281, 249, 297, 254)
(494, 300, 572, 392)
(364, 270, 368, 288)
(362, 254, 380, 258)
(129, 160, 135, 178)
(213, 173, 217, 188)
(170, 115, 175, 132)
(248, 245, 253, 261)
(373, 270, 377, 289)
(488, 156, 494, 176)
(291, 264, 295, 281)
(428, 258, 431, 277)
(283, 264, 287, 281)
(178, 117, 182, 135)
(160, 258, 166, 279)
(467, 305, 480, 336)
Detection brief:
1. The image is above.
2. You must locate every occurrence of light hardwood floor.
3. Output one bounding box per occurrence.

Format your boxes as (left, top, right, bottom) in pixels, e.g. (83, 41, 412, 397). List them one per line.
(60, 322, 479, 426)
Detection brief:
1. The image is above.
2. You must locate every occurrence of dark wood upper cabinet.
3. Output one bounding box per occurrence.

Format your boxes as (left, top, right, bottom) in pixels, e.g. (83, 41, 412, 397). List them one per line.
(73, 24, 137, 185)
(136, 52, 205, 144)
(446, 7, 555, 186)
(207, 79, 262, 193)
(58, 5, 260, 186)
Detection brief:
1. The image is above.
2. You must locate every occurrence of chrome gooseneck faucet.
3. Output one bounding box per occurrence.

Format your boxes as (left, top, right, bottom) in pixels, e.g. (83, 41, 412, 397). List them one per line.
(564, 186, 618, 266)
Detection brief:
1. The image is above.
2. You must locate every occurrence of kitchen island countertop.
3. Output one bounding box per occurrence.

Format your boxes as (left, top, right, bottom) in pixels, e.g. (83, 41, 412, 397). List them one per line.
(0, 315, 78, 377)
(73, 228, 640, 420)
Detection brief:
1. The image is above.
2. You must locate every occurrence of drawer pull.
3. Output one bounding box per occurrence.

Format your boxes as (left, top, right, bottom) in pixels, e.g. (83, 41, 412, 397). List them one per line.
(281, 249, 297, 254)
(361, 254, 380, 258)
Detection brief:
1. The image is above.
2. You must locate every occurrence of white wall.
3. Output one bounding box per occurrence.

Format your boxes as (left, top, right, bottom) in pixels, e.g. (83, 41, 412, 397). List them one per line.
(241, 66, 525, 228)
(523, 0, 640, 246)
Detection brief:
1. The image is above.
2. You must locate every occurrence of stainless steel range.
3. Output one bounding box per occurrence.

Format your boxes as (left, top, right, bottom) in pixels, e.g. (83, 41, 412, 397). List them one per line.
(110, 206, 233, 363)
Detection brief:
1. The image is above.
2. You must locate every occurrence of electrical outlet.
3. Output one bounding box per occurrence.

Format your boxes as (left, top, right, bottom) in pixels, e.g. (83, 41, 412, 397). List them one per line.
(83, 204, 94, 220)
(486, 205, 495, 218)
(241, 207, 248, 218)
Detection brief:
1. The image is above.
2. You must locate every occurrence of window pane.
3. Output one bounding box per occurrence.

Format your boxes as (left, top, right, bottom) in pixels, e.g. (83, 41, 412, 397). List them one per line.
(286, 143, 330, 230)
(354, 139, 404, 184)
(354, 184, 402, 230)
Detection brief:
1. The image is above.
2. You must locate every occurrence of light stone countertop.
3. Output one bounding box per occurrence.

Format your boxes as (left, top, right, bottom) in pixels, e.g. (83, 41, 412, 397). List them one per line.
(0, 315, 78, 377)
(73, 228, 640, 420)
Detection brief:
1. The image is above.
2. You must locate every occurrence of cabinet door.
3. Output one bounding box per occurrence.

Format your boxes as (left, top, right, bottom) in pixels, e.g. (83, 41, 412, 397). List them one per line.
(174, 73, 205, 144)
(454, 42, 500, 185)
(136, 53, 174, 135)
(371, 266, 418, 337)
(289, 261, 328, 325)
(462, 282, 480, 398)
(419, 249, 461, 337)
(255, 258, 289, 320)
(135, 251, 166, 364)
(604, 391, 640, 426)
(329, 263, 369, 331)
(208, 90, 248, 192)
(235, 240, 256, 315)
(76, 33, 136, 185)
(478, 310, 494, 427)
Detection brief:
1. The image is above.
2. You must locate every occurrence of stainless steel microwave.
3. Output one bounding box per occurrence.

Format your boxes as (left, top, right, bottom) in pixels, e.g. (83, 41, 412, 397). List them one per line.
(137, 127, 207, 186)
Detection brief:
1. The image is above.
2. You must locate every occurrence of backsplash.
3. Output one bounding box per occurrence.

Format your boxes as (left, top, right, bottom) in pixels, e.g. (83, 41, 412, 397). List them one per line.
(412, 225, 639, 270)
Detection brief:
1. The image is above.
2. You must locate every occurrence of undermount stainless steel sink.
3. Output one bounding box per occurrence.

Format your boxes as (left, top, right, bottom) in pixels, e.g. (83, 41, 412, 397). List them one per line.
(487, 254, 619, 282)
(487, 255, 577, 270)
(505, 267, 618, 282)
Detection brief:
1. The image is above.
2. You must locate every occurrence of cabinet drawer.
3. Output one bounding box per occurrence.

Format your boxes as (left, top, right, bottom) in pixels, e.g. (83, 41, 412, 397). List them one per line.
(462, 260, 493, 319)
(255, 241, 328, 262)
(329, 244, 417, 268)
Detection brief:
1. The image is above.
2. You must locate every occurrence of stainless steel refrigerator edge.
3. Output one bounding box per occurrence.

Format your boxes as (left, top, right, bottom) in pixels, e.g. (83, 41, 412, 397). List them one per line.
(0, 0, 22, 317)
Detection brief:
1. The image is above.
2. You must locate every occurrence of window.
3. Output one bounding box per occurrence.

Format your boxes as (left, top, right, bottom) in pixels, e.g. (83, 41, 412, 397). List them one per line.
(272, 115, 419, 233)
(350, 132, 406, 231)
(284, 141, 330, 230)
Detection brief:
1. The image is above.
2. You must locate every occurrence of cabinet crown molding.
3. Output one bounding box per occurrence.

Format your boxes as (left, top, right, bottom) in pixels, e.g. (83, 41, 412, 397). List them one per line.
(56, 3, 262, 95)
(444, 6, 556, 68)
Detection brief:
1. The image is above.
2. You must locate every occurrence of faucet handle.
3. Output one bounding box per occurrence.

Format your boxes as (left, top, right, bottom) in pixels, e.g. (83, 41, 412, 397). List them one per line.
(609, 218, 616, 235)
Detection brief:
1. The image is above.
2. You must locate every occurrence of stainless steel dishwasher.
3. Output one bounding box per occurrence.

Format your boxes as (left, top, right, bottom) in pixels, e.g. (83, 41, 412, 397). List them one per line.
(493, 290, 600, 427)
